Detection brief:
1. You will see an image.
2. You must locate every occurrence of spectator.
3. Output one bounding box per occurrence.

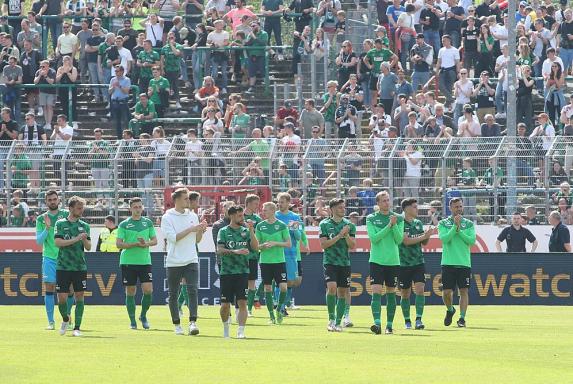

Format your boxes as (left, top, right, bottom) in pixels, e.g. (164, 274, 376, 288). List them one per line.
(452, 68, 473, 127)
(96, 215, 119, 252)
(230, 102, 250, 139)
(207, 19, 230, 93)
(19, 112, 47, 190)
(436, 34, 459, 109)
(76, 19, 93, 84)
(495, 212, 538, 252)
(275, 100, 299, 129)
(479, 156, 505, 220)
(516, 65, 535, 131)
(548, 210, 571, 252)
(342, 145, 362, 187)
(403, 111, 423, 138)
(56, 22, 78, 64)
(0, 107, 18, 190)
(10, 142, 31, 192)
(493, 45, 509, 119)
(559, 9, 573, 75)
(55, 55, 78, 122)
(88, 128, 112, 206)
(395, 69, 413, 103)
(38, 0, 64, 51)
(476, 23, 494, 76)
(17, 19, 41, 50)
(364, 37, 398, 109)
(148, 66, 170, 118)
(279, 122, 301, 183)
(136, 39, 160, 100)
(402, 140, 423, 200)
(461, 16, 478, 75)
(19, 40, 42, 115)
(473, 70, 496, 124)
(33, 58, 58, 129)
(457, 105, 481, 138)
(394, 3, 416, 69)
(433, 103, 453, 131)
(288, 0, 314, 33)
(525, 205, 540, 225)
(111, 35, 133, 77)
(335, 40, 358, 88)
(480, 114, 500, 137)
(428, 199, 442, 226)
(460, 157, 477, 220)
(335, 94, 358, 138)
(184, 128, 204, 185)
(244, 20, 268, 93)
(160, 31, 183, 110)
(291, 25, 312, 79)
(551, 162, 569, 188)
(306, 126, 327, 185)
(201, 107, 224, 134)
(140, 13, 165, 48)
(109, 64, 131, 139)
(99, 33, 119, 104)
(119, 129, 137, 189)
(419, 0, 441, 56)
(117, 18, 139, 53)
(377, 62, 397, 114)
(130, 93, 157, 136)
(560, 95, 573, 127)
(2, 55, 22, 121)
(189, 23, 208, 91)
(544, 60, 565, 127)
(530, 113, 555, 151)
(195, 76, 220, 111)
(50, 114, 73, 186)
(261, 0, 284, 61)
(278, 163, 292, 191)
(341, 73, 364, 135)
(320, 80, 339, 138)
(357, 177, 376, 216)
(410, 33, 433, 92)
(357, 39, 373, 108)
(223, 0, 255, 32)
(134, 132, 155, 215)
(85, 19, 106, 103)
(368, 103, 391, 133)
(557, 198, 573, 225)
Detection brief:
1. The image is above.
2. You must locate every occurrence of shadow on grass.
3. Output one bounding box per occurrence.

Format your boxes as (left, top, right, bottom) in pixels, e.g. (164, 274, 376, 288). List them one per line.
(80, 336, 116, 339)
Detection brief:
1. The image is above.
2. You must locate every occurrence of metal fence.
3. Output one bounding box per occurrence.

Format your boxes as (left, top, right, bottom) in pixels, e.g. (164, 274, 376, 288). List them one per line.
(1, 136, 571, 226)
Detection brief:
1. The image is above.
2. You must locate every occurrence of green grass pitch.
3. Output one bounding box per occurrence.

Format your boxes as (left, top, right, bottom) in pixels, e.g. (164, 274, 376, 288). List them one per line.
(1, 305, 572, 383)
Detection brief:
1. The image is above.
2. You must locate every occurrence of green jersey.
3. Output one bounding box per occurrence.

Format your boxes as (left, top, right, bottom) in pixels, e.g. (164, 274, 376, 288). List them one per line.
(482, 167, 504, 186)
(137, 49, 160, 79)
(366, 211, 404, 266)
(54, 218, 91, 271)
(134, 100, 157, 117)
(461, 168, 476, 186)
(148, 76, 170, 106)
(246, 30, 269, 56)
(438, 216, 475, 268)
(399, 218, 425, 267)
(11, 154, 31, 189)
(117, 217, 156, 265)
(36, 209, 69, 259)
(89, 139, 112, 169)
(297, 223, 308, 262)
(217, 225, 252, 275)
(366, 48, 394, 74)
(255, 219, 290, 264)
(161, 43, 183, 73)
(244, 212, 263, 261)
(319, 217, 356, 266)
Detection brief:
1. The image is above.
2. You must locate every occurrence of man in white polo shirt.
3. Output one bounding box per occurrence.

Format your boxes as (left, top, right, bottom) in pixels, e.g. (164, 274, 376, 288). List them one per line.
(161, 188, 208, 336)
(436, 34, 460, 110)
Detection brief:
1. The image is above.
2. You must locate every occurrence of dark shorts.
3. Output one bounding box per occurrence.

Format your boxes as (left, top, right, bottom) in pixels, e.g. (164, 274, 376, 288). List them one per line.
(121, 264, 153, 286)
(260, 262, 287, 285)
(369, 72, 379, 91)
(369, 263, 399, 288)
(220, 273, 249, 303)
(248, 55, 265, 78)
(56, 270, 87, 293)
(399, 264, 426, 289)
(248, 259, 259, 281)
(441, 266, 471, 290)
(324, 264, 351, 288)
(297, 260, 303, 277)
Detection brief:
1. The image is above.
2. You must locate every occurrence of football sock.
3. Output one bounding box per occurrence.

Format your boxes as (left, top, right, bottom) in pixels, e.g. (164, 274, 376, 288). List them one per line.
(344, 303, 350, 317)
(45, 292, 55, 323)
(178, 285, 189, 309)
(371, 293, 382, 326)
(460, 310, 466, 319)
(278, 290, 287, 311)
(141, 293, 152, 319)
(247, 289, 256, 312)
(265, 292, 275, 319)
(386, 292, 397, 328)
(255, 281, 264, 301)
(415, 294, 425, 318)
(400, 297, 411, 321)
(285, 287, 293, 307)
(326, 294, 336, 321)
(74, 300, 84, 329)
(447, 305, 454, 313)
(58, 302, 69, 323)
(126, 295, 136, 324)
(66, 294, 75, 316)
(335, 297, 346, 326)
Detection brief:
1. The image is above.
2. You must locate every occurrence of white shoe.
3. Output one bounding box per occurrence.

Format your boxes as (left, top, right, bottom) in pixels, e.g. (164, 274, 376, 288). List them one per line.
(175, 101, 182, 109)
(343, 316, 354, 328)
(288, 304, 300, 310)
(174, 325, 185, 335)
(237, 326, 246, 339)
(334, 325, 343, 332)
(494, 112, 506, 119)
(44, 123, 51, 131)
(223, 324, 230, 338)
(37, 106, 43, 116)
(327, 320, 336, 332)
(46, 322, 55, 330)
(277, 54, 284, 61)
(59, 321, 69, 335)
(72, 329, 82, 337)
(178, 308, 184, 317)
(188, 322, 199, 336)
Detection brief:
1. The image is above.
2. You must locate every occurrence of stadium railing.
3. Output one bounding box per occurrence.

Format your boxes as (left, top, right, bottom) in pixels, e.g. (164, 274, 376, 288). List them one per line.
(3, 136, 573, 226)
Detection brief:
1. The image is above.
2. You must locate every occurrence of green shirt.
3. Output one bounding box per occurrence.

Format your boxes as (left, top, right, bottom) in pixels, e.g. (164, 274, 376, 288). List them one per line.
(399, 218, 425, 267)
(217, 225, 252, 275)
(246, 30, 269, 56)
(247, 140, 270, 170)
(244, 212, 263, 261)
(297, 223, 308, 262)
(438, 216, 475, 268)
(231, 113, 250, 137)
(256, 219, 290, 264)
(482, 167, 503, 186)
(319, 217, 356, 266)
(117, 217, 156, 265)
(366, 48, 394, 74)
(161, 43, 183, 73)
(461, 168, 476, 186)
(54, 218, 91, 271)
(148, 76, 170, 106)
(36, 209, 69, 259)
(366, 211, 404, 266)
(89, 139, 112, 169)
(322, 93, 338, 122)
(98, 42, 110, 64)
(11, 154, 31, 189)
(137, 49, 160, 79)
(134, 100, 157, 117)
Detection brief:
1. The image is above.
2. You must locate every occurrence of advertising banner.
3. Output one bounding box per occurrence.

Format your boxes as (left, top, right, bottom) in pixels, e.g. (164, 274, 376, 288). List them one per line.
(1, 252, 570, 305)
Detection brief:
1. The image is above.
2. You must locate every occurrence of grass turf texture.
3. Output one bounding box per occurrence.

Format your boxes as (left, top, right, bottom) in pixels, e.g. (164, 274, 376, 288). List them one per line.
(1, 305, 572, 383)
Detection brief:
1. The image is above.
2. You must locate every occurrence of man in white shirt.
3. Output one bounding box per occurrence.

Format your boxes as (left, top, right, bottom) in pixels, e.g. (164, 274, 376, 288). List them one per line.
(490, 13, 508, 49)
(402, 140, 423, 200)
(50, 114, 73, 186)
(160, 188, 208, 336)
(112, 36, 133, 77)
(207, 19, 230, 92)
(494, 45, 509, 118)
(436, 34, 460, 108)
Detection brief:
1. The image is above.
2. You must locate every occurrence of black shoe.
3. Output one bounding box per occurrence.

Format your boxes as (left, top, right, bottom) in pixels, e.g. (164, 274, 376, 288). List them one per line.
(456, 318, 466, 328)
(370, 324, 382, 335)
(405, 320, 412, 330)
(444, 307, 456, 326)
(385, 327, 393, 335)
(281, 308, 289, 317)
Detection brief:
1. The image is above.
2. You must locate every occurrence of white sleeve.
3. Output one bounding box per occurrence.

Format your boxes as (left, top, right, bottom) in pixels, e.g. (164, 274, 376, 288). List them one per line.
(161, 215, 177, 244)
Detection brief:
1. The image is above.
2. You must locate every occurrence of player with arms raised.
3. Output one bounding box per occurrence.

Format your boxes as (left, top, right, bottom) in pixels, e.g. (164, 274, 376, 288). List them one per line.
(366, 191, 404, 335)
(438, 197, 476, 328)
(54, 196, 91, 337)
(36, 190, 70, 330)
(217, 206, 259, 339)
(116, 197, 158, 330)
(319, 198, 356, 332)
(399, 198, 436, 330)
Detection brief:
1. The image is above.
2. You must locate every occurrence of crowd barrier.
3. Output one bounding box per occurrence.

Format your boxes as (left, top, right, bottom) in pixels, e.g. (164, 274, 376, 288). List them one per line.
(1, 252, 570, 306)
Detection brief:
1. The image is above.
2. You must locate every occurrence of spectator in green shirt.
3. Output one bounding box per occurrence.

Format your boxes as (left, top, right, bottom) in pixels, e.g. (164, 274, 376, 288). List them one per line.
(129, 93, 157, 136)
(230, 102, 250, 139)
(148, 66, 171, 118)
(245, 21, 268, 94)
(10, 143, 31, 191)
(88, 128, 113, 206)
(136, 40, 160, 98)
(320, 80, 340, 139)
(161, 31, 184, 110)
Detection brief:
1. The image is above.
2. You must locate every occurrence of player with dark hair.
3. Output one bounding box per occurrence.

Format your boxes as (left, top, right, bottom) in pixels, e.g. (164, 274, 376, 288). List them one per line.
(319, 198, 356, 332)
(217, 206, 259, 339)
(399, 198, 436, 330)
(36, 190, 70, 330)
(438, 197, 476, 328)
(54, 196, 91, 337)
(366, 191, 404, 335)
(116, 197, 158, 330)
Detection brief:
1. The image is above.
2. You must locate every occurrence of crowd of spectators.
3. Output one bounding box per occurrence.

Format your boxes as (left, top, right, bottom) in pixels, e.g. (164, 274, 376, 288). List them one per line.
(1, 0, 573, 227)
